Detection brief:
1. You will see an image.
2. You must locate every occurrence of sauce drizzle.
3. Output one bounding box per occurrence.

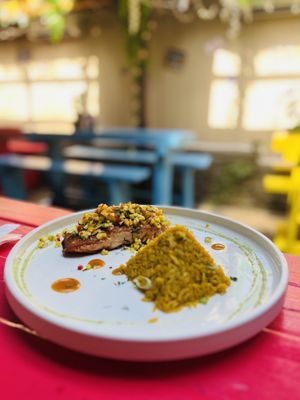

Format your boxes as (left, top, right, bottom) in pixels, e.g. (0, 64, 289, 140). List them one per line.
(51, 278, 81, 293)
(89, 259, 105, 269)
(211, 243, 225, 251)
(112, 266, 124, 276)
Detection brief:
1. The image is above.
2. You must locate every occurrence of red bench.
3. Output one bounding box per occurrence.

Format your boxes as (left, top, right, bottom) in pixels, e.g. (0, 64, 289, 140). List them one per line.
(0, 128, 47, 191)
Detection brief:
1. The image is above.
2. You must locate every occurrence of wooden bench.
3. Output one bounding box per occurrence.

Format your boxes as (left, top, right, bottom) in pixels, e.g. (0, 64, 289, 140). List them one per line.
(170, 152, 213, 208)
(64, 145, 213, 207)
(0, 155, 151, 205)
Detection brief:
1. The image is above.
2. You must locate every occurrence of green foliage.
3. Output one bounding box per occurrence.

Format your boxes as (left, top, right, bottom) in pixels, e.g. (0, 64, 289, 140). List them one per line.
(118, 0, 152, 68)
(236, 0, 254, 8)
(0, 0, 72, 42)
(43, 11, 66, 43)
(42, 0, 70, 42)
(209, 159, 257, 204)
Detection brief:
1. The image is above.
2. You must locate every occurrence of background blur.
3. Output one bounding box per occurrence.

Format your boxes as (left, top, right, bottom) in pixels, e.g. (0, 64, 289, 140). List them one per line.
(0, 0, 300, 252)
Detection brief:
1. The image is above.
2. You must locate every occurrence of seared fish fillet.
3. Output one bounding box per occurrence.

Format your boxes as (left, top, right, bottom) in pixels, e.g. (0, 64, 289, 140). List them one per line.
(62, 203, 169, 255)
(62, 224, 165, 255)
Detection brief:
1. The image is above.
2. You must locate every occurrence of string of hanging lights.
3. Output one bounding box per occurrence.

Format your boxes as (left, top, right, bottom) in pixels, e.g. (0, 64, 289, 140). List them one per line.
(0, 1, 300, 42)
(128, 0, 300, 38)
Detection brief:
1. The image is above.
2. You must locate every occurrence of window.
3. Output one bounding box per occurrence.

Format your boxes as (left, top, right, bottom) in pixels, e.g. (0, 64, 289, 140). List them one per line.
(243, 46, 300, 131)
(0, 56, 100, 133)
(212, 48, 241, 77)
(243, 80, 300, 130)
(208, 79, 239, 129)
(254, 46, 300, 76)
(208, 45, 300, 131)
(31, 82, 88, 122)
(208, 49, 240, 129)
(0, 84, 28, 120)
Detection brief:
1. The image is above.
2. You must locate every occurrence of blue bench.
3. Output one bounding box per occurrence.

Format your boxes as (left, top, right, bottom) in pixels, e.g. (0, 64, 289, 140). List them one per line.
(64, 145, 167, 205)
(0, 155, 151, 205)
(64, 146, 213, 207)
(170, 152, 213, 208)
(64, 145, 166, 205)
(64, 145, 158, 164)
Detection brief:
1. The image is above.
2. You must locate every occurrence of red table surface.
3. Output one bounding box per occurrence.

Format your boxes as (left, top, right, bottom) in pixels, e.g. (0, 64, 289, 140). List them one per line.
(0, 197, 299, 400)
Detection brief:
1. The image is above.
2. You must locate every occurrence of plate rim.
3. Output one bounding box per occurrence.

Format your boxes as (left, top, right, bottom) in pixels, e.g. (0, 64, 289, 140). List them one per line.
(4, 205, 288, 343)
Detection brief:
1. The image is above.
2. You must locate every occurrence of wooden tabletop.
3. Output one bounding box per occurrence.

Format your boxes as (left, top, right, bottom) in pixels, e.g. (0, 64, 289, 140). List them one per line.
(0, 196, 70, 226)
(0, 197, 299, 400)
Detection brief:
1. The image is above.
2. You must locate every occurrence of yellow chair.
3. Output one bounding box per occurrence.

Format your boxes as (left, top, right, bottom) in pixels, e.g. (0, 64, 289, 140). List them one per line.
(272, 131, 300, 163)
(263, 174, 291, 194)
(263, 131, 300, 254)
(272, 167, 300, 254)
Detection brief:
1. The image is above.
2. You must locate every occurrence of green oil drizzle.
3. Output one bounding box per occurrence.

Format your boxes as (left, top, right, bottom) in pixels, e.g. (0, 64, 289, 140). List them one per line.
(190, 223, 268, 320)
(12, 220, 269, 326)
(255, 254, 267, 307)
(13, 247, 37, 297)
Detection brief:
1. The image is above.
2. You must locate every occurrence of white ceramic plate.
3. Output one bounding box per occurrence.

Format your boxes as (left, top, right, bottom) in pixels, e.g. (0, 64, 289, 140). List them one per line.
(4, 207, 288, 361)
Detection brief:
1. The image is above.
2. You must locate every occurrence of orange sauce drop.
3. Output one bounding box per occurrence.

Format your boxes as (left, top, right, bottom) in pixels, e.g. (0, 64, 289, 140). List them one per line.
(112, 266, 124, 276)
(51, 278, 81, 293)
(89, 259, 105, 269)
(211, 243, 225, 251)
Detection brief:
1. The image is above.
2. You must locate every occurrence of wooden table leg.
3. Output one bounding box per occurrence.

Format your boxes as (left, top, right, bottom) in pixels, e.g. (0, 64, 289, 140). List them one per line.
(0, 167, 26, 199)
(152, 156, 173, 205)
(180, 166, 195, 208)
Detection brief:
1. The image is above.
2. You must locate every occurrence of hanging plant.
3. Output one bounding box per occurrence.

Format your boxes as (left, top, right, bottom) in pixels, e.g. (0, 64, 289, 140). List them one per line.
(0, 0, 74, 42)
(118, 0, 155, 127)
(41, 0, 74, 42)
(118, 0, 152, 69)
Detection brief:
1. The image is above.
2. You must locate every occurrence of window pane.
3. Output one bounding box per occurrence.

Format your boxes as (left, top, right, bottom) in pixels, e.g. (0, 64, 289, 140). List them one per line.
(87, 56, 99, 79)
(0, 64, 24, 81)
(24, 122, 74, 134)
(255, 46, 300, 76)
(208, 79, 239, 128)
(243, 80, 300, 130)
(27, 58, 87, 80)
(87, 82, 99, 117)
(0, 83, 28, 120)
(212, 49, 241, 77)
(31, 82, 87, 122)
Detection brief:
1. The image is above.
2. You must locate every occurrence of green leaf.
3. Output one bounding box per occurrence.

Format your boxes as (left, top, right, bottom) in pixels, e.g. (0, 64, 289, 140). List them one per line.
(199, 297, 209, 304)
(43, 12, 65, 42)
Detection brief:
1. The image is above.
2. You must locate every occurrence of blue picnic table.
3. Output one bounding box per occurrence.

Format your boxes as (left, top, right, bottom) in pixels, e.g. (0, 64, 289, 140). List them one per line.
(25, 128, 195, 205)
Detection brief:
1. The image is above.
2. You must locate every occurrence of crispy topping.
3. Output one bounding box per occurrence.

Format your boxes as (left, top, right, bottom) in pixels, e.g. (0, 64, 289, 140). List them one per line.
(71, 203, 170, 241)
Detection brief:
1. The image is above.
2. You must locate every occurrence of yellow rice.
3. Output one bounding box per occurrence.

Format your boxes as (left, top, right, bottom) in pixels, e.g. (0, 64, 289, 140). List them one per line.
(122, 225, 231, 313)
